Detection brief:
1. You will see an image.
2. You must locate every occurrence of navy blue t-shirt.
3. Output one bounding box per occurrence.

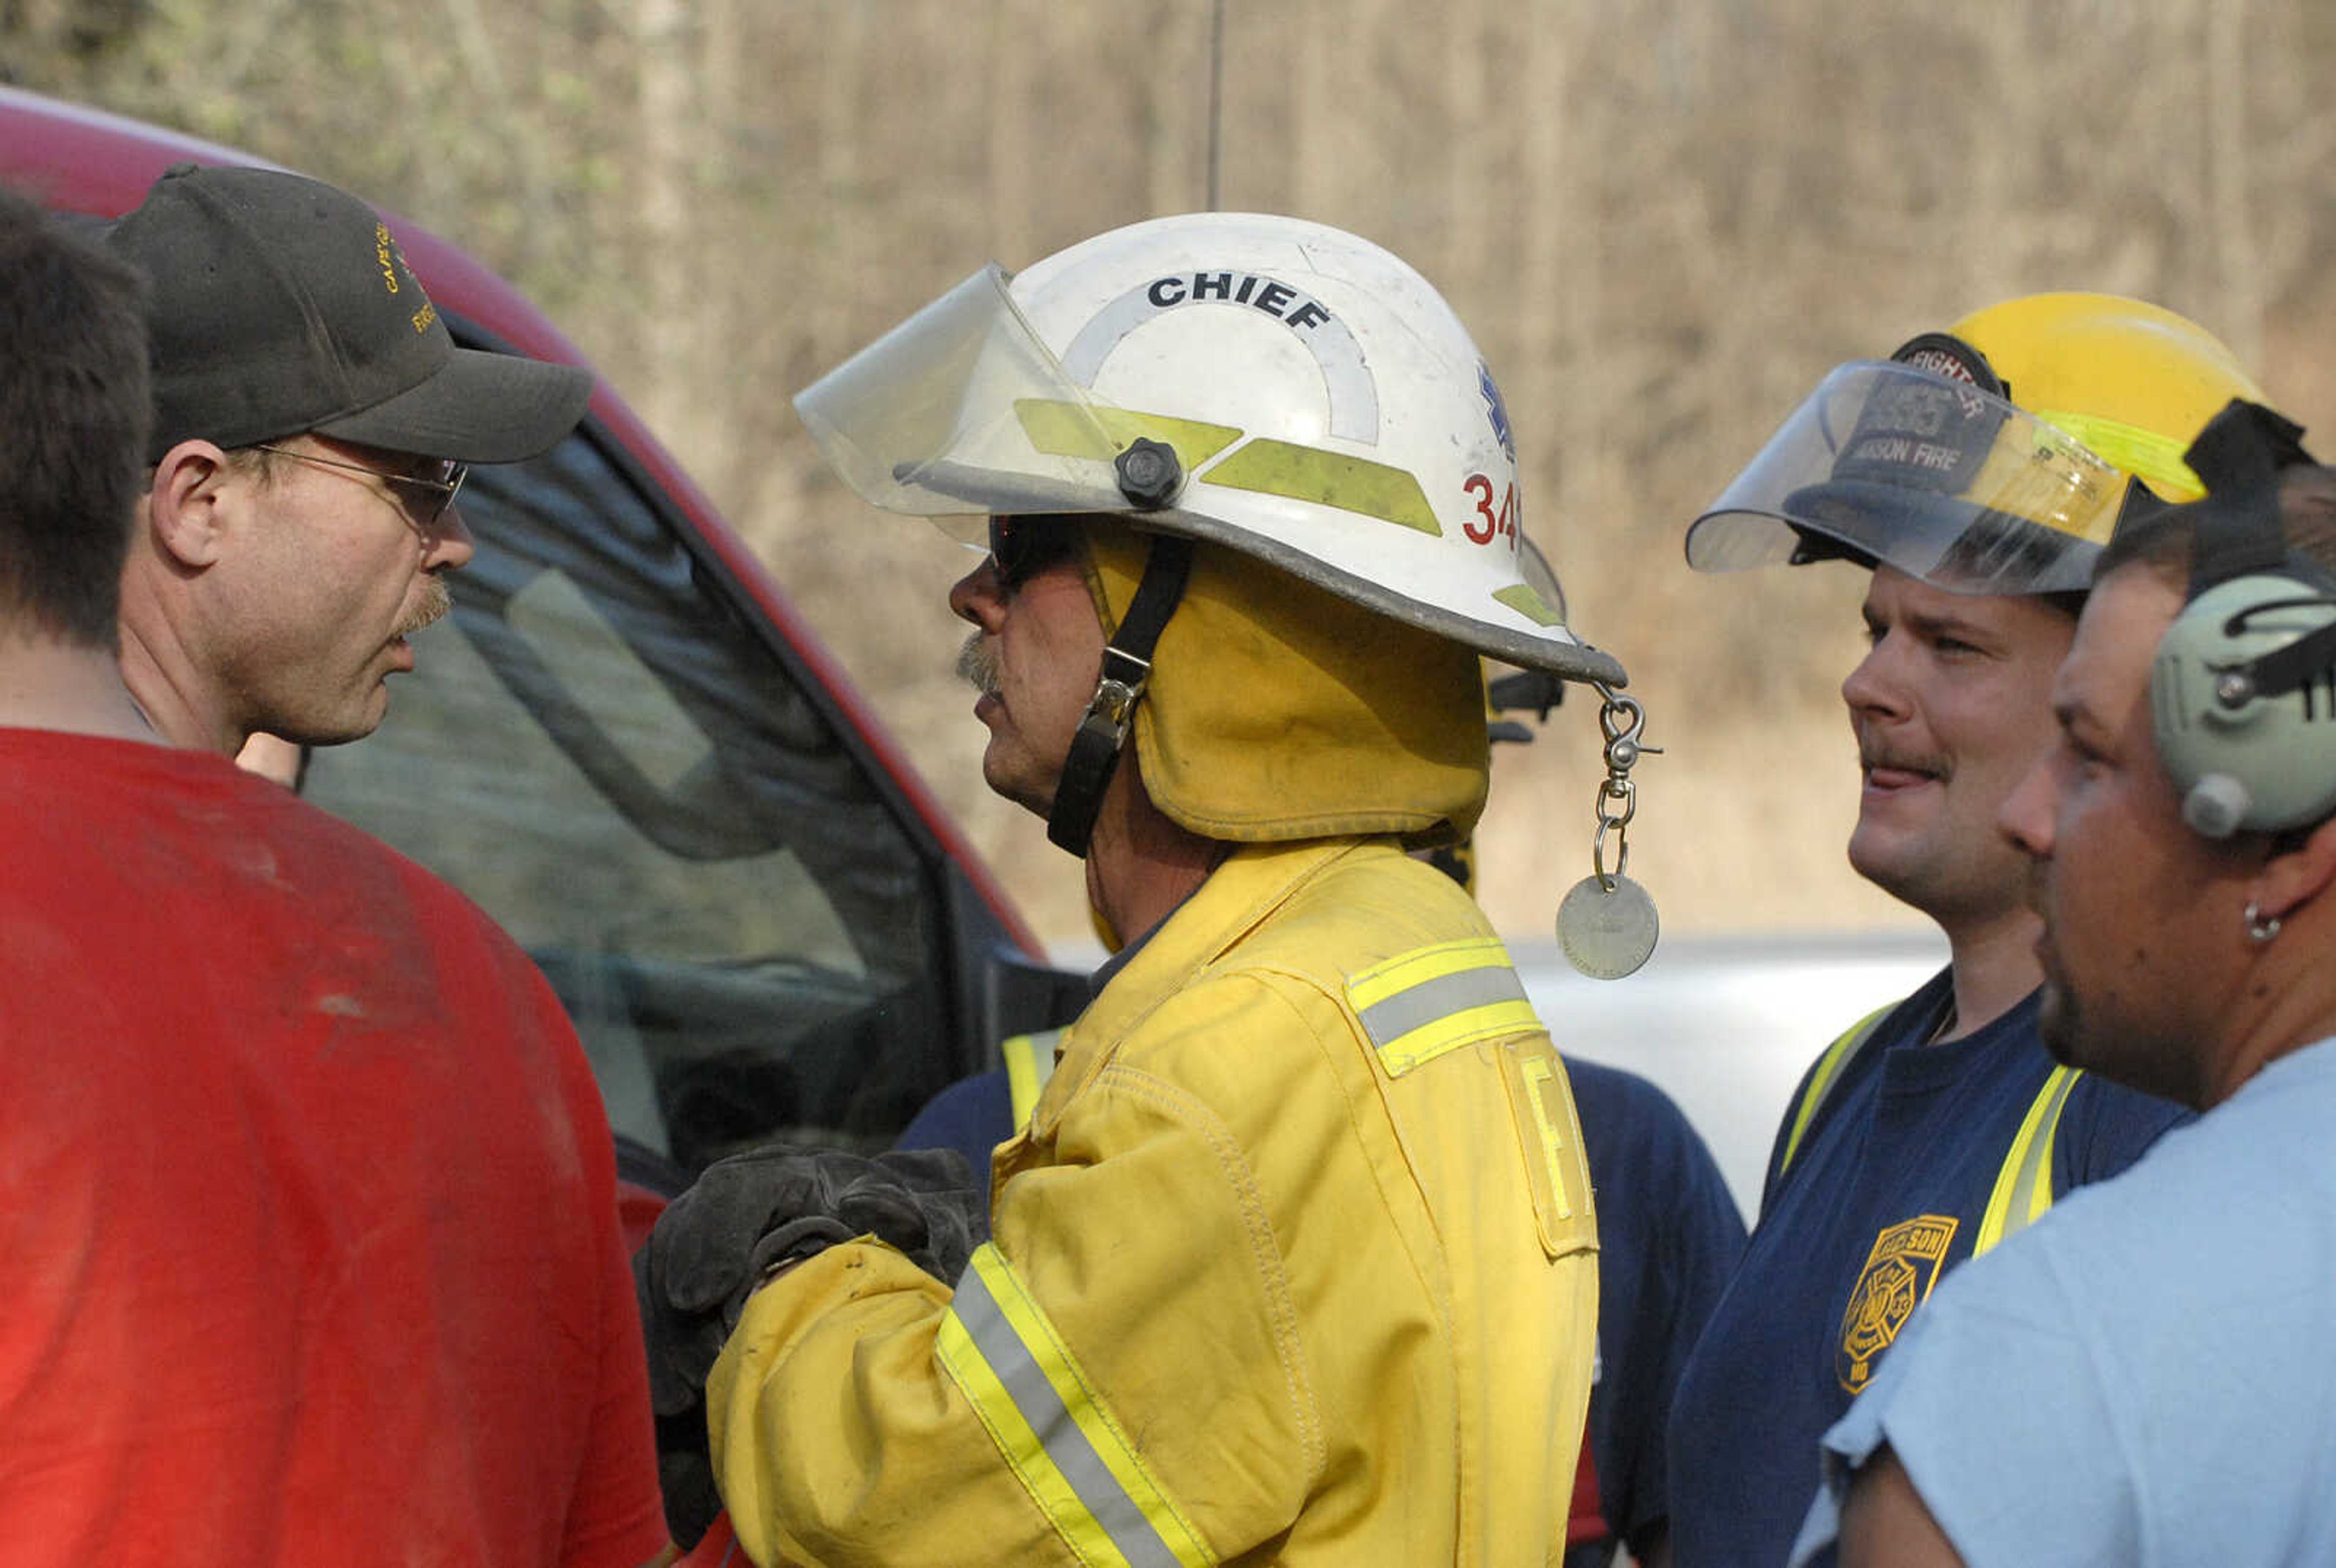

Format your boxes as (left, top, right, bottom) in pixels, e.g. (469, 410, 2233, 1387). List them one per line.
(896, 1069, 1015, 1195)
(1563, 1057, 1747, 1566)
(899, 1052, 1745, 1566)
(1664, 968, 2192, 1568)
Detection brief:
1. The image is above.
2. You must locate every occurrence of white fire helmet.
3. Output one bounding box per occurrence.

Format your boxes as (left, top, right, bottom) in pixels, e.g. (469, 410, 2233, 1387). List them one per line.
(794, 212, 1627, 689)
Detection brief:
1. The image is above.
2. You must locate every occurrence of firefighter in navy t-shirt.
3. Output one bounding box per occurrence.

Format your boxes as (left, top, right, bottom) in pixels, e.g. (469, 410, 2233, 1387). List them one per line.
(1663, 294, 2263, 1568)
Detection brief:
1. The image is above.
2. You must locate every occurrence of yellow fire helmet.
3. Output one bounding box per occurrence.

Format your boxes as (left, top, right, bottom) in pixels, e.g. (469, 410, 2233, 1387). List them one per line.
(1685, 293, 2264, 595)
(796, 213, 1629, 854)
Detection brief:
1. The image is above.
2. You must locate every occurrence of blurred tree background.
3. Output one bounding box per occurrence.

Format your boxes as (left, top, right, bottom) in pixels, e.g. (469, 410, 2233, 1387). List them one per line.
(7, 0, 2334, 945)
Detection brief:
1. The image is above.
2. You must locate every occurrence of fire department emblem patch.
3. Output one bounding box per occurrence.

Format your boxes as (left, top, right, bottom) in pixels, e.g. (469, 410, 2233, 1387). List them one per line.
(1836, 1213, 1959, 1393)
(1479, 360, 1515, 463)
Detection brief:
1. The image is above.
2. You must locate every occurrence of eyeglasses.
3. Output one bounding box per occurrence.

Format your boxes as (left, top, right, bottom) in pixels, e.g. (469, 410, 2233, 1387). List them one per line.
(988, 515, 1083, 592)
(251, 444, 468, 537)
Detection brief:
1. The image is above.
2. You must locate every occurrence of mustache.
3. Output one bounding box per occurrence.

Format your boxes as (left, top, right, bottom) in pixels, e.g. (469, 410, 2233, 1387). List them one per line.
(956, 632, 1000, 698)
(397, 575, 453, 639)
(1857, 736, 1948, 780)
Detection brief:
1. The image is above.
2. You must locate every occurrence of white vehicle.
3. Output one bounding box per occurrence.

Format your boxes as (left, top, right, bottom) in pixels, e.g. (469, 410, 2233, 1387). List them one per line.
(1518, 932, 1948, 1219)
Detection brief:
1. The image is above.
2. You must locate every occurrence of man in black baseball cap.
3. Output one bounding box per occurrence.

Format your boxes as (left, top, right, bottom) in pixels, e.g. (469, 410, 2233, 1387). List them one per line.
(106, 162, 592, 754)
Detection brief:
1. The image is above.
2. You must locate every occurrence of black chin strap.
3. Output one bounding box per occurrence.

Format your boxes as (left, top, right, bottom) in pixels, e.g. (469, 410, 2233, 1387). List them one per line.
(2183, 400, 2311, 597)
(1046, 533, 1195, 856)
(2171, 400, 2336, 707)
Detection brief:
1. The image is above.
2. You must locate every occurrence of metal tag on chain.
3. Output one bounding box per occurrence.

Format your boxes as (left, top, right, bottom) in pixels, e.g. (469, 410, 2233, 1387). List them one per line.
(1558, 873, 1660, 980)
(1558, 686, 1661, 980)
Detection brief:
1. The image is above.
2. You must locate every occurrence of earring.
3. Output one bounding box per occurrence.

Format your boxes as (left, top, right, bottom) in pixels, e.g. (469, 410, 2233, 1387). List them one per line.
(2245, 901, 2282, 945)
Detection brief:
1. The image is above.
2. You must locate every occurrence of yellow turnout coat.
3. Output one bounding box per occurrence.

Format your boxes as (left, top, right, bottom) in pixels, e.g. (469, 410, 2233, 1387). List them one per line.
(709, 838, 1598, 1566)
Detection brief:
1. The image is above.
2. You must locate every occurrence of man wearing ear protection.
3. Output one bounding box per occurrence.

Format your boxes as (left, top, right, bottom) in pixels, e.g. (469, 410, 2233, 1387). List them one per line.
(1666, 295, 2256, 1568)
(636, 214, 1635, 1565)
(1792, 402, 2336, 1568)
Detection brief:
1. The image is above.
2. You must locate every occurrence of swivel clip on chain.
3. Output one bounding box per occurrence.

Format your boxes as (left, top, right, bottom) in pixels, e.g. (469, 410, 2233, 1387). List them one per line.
(1557, 685, 1662, 980)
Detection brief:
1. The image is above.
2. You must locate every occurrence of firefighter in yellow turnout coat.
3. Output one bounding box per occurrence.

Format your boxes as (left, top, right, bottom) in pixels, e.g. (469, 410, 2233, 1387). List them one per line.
(673, 213, 1635, 1565)
(714, 837, 1594, 1566)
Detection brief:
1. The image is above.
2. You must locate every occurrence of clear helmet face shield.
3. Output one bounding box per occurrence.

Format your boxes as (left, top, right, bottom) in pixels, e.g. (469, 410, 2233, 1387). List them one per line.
(1684, 358, 2132, 595)
(792, 232, 1624, 687)
(796, 265, 1144, 524)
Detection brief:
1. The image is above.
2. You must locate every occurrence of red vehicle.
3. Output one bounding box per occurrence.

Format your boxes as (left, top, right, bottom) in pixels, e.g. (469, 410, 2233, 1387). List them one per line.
(0, 86, 1083, 1212)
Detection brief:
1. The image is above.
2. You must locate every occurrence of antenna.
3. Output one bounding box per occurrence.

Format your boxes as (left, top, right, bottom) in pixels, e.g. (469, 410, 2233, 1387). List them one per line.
(1206, 0, 1226, 210)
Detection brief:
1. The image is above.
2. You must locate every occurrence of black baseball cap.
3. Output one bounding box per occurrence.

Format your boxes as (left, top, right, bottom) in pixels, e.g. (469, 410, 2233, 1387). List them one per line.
(105, 163, 592, 465)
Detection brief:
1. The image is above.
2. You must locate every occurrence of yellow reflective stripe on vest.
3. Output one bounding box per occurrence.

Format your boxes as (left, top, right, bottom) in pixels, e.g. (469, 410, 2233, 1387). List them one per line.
(1778, 1004, 1895, 1176)
(1346, 937, 1542, 1077)
(937, 1245, 1217, 1568)
(1777, 998, 2085, 1248)
(1974, 1065, 2082, 1255)
(1003, 1028, 1065, 1130)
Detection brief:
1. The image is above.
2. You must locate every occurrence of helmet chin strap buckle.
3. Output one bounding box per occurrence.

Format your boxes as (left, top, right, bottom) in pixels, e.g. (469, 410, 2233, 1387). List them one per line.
(1045, 535, 1195, 858)
(1077, 650, 1153, 754)
(1045, 649, 1154, 857)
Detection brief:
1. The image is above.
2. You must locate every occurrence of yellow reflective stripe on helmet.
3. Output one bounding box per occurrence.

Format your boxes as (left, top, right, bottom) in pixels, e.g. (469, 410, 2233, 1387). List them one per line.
(1347, 937, 1542, 1076)
(1012, 398, 1444, 538)
(1015, 399, 1243, 471)
(937, 1245, 1217, 1568)
(2033, 408, 2206, 504)
(1778, 1004, 1895, 1177)
(1493, 581, 1564, 627)
(1003, 1028, 1064, 1129)
(1201, 438, 1442, 536)
(1973, 1066, 2081, 1256)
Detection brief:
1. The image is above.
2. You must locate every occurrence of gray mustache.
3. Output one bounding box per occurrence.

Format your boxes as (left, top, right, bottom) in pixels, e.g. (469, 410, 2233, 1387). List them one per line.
(956, 632, 999, 698)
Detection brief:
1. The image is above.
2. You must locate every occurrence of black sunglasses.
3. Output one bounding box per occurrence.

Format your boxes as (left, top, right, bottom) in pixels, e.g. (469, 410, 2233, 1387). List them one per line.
(988, 515, 1083, 591)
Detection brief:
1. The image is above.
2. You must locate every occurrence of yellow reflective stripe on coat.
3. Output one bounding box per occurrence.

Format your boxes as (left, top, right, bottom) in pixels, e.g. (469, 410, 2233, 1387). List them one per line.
(937, 1245, 1217, 1568)
(1003, 1028, 1065, 1130)
(1346, 937, 1542, 1077)
(1778, 1004, 1894, 1177)
(1974, 1065, 2081, 1255)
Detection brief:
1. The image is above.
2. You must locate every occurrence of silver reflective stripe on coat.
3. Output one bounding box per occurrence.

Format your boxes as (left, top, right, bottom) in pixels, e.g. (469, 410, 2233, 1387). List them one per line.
(936, 1245, 1217, 1568)
(1346, 937, 1545, 1077)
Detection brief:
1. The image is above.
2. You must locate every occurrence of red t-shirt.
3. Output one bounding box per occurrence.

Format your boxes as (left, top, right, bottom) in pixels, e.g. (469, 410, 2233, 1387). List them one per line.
(0, 730, 667, 1567)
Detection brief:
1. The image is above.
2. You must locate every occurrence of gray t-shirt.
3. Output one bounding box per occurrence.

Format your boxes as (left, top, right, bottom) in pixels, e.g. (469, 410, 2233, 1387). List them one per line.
(1792, 1036, 2336, 1568)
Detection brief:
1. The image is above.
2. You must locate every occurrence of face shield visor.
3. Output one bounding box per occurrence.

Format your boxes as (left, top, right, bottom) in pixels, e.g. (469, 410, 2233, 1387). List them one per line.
(794, 264, 1185, 542)
(1519, 533, 1566, 624)
(1684, 359, 2128, 595)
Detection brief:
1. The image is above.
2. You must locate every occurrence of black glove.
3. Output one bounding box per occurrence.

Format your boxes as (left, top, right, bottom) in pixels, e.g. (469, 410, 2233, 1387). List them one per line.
(633, 1143, 984, 1545)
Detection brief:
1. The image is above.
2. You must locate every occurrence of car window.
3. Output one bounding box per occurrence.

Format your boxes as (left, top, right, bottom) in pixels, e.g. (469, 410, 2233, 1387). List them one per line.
(304, 403, 962, 1176)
